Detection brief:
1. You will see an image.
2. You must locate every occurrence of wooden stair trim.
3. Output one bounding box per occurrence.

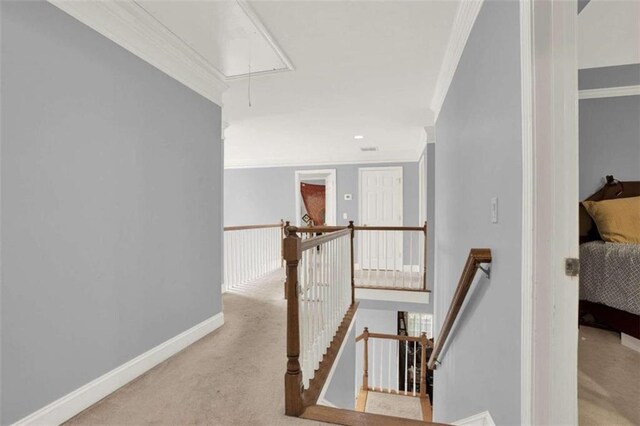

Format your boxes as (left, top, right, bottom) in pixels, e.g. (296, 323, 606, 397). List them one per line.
(301, 405, 447, 426)
(355, 388, 368, 412)
(420, 396, 433, 423)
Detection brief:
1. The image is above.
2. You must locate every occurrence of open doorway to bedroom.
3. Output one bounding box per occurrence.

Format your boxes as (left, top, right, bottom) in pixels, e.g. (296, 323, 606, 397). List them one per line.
(576, 1, 640, 424)
(294, 169, 337, 226)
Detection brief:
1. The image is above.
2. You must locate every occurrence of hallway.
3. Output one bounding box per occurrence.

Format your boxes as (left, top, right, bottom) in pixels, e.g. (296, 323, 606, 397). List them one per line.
(66, 270, 326, 425)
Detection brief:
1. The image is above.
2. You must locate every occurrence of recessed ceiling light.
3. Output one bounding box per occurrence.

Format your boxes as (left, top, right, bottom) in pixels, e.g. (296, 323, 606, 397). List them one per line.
(354, 135, 364, 140)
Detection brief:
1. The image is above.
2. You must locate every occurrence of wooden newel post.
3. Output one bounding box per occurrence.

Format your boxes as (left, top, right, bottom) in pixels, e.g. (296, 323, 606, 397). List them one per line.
(422, 221, 428, 291)
(348, 220, 355, 304)
(362, 327, 370, 391)
(284, 226, 304, 416)
(419, 332, 428, 398)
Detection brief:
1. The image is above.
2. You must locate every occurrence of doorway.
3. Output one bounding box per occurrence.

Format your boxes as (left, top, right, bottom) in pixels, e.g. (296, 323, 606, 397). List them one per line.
(294, 169, 336, 226)
(359, 166, 403, 270)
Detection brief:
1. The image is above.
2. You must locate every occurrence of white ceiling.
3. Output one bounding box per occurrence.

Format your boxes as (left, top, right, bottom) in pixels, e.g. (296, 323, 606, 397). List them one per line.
(136, 0, 292, 79)
(222, 1, 460, 168)
(578, 0, 640, 69)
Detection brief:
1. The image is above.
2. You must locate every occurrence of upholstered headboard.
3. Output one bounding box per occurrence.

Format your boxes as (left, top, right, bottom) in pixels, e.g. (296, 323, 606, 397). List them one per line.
(580, 176, 640, 243)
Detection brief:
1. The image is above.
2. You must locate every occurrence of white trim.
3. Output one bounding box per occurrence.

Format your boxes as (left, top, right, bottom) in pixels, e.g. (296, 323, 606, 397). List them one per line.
(430, 0, 484, 121)
(578, 85, 640, 99)
(530, 1, 579, 424)
(47, 0, 228, 106)
(418, 154, 426, 225)
(519, 1, 534, 425)
(13, 313, 225, 426)
(355, 288, 430, 305)
(621, 333, 640, 353)
(224, 157, 419, 170)
(295, 169, 337, 226)
(452, 411, 496, 426)
(317, 312, 357, 406)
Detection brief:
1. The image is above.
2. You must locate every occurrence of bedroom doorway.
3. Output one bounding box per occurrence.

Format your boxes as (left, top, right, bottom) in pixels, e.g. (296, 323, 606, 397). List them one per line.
(294, 169, 336, 226)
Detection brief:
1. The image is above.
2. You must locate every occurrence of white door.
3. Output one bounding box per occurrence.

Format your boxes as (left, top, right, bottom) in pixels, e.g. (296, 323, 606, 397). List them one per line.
(359, 167, 403, 270)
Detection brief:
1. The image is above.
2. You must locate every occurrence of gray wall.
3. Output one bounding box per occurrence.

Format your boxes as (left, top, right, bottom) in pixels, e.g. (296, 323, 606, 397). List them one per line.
(425, 143, 436, 291)
(578, 65, 640, 199)
(354, 309, 398, 392)
(0, 2, 223, 423)
(224, 162, 419, 227)
(225, 162, 421, 265)
(578, 64, 640, 90)
(433, 1, 522, 424)
(323, 323, 357, 409)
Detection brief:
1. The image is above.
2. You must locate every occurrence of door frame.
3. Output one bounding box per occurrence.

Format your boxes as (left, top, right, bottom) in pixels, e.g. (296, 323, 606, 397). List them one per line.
(521, 0, 579, 424)
(294, 169, 337, 226)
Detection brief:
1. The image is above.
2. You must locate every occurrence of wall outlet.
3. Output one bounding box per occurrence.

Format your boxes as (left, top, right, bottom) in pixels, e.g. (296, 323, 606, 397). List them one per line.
(344, 194, 352, 200)
(343, 213, 348, 220)
(491, 197, 498, 223)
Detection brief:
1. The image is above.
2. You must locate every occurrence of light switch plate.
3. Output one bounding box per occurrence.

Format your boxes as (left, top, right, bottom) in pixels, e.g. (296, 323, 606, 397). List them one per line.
(344, 194, 352, 200)
(491, 197, 498, 223)
(343, 213, 348, 220)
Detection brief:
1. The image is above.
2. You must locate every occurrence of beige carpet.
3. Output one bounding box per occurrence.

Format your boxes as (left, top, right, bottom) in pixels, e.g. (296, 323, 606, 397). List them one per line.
(66, 269, 326, 426)
(364, 392, 423, 420)
(579, 326, 640, 426)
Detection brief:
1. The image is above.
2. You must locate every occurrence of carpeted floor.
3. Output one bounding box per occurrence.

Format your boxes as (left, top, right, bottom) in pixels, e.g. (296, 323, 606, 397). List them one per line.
(66, 269, 326, 426)
(578, 326, 640, 426)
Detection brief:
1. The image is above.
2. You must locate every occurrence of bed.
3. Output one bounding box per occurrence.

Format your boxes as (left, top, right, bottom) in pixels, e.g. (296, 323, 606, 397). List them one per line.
(579, 176, 640, 339)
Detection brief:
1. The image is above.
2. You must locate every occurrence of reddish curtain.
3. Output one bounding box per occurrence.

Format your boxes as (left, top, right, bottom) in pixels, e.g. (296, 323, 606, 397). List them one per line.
(300, 182, 326, 225)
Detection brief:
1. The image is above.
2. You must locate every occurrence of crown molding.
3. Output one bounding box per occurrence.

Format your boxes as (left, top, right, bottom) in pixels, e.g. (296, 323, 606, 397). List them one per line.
(224, 156, 421, 170)
(48, 0, 228, 106)
(430, 0, 484, 122)
(578, 85, 640, 99)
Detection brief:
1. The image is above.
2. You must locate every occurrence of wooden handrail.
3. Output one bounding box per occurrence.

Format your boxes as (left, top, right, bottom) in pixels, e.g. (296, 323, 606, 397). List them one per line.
(224, 222, 283, 231)
(427, 248, 492, 370)
(353, 225, 426, 232)
(356, 331, 434, 345)
(300, 228, 351, 252)
(297, 225, 348, 233)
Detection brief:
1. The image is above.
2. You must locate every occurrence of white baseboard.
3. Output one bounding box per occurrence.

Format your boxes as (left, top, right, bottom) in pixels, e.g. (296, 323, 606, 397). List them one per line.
(621, 333, 640, 353)
(452, 411, 496, 426)
(13, 312, 225, 426)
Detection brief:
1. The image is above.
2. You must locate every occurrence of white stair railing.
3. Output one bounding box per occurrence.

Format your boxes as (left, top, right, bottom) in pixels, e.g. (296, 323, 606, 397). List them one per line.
(297, 229, 352, 389)
(356, 329, 431, 397)
(283, 226, 354, 416)
(223, 222, 283, 291)
(353, 223, 427, 291)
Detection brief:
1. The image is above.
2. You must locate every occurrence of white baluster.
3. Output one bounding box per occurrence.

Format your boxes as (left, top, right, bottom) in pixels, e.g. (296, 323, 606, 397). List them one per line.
(405, 340, 408, 395)
(413, 341, 417, 396)
(388, 339, 391, 393)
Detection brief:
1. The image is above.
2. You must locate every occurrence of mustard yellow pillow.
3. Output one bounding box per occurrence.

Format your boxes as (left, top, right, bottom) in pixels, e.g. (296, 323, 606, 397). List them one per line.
(582, 196, 640, 243)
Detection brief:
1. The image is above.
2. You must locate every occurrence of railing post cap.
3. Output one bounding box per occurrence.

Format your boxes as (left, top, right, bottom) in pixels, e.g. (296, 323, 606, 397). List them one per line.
(283, 230, 302, 261)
